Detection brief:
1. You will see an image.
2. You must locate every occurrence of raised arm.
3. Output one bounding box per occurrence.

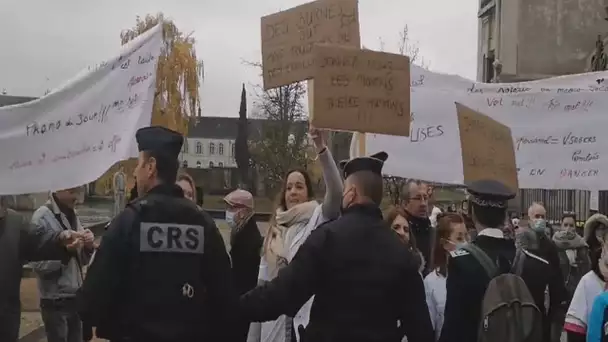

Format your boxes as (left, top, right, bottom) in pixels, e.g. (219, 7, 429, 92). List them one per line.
(310, 128, 343, 221)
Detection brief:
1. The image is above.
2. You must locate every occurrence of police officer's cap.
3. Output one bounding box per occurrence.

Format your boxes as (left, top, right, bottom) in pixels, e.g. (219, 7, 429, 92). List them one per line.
(338, 151, 388, 179)
(466, 179, 515, 209)
(136, 126, 183, 159)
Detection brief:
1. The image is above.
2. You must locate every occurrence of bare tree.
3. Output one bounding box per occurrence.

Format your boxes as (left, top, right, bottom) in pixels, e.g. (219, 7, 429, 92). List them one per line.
(378, 24, 428, 68)
(244, 61, 312, 196)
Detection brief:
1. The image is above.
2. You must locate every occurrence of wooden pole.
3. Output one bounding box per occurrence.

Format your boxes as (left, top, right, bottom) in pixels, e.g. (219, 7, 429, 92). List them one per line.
(358, 132, 366, 156)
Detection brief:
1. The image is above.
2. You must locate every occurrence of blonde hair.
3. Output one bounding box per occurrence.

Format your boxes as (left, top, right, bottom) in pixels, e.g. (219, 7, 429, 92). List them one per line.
(176, 171, 197, 201)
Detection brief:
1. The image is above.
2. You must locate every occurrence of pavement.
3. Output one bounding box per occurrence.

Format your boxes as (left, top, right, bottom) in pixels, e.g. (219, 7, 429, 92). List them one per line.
(18, 200, 269, 342)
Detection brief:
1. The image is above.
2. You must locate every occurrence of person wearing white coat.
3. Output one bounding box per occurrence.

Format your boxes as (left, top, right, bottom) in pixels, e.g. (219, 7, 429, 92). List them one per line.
(247, 128, 343, 342)
(423, 213, 469, 340)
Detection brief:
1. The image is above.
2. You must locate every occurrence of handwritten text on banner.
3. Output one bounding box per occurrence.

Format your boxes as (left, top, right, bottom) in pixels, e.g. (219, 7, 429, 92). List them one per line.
(0, 25, 162, 195)
(350, 65, 608, 190)
(311, 44, 410, 136)
(261, 0, 360, 90)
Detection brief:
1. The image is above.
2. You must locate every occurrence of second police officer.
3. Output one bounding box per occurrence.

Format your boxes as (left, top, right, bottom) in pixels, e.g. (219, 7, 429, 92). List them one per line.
(439, 179, 564, 342)
(78, 126, 237, 342)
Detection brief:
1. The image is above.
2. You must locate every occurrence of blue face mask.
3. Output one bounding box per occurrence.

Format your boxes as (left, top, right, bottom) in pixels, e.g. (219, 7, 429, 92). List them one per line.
(225, 211, 236, 228)
(532, 219, 547, 233)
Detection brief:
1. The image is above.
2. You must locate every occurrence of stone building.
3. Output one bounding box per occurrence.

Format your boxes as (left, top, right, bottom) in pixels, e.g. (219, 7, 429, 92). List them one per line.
(477, 0, 608, 82)
(476, 0, 608, 222)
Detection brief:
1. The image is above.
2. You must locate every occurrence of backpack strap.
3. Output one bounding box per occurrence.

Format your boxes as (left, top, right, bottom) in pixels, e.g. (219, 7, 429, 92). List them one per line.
(511, 248, 527, 276)
(461, 243, 498, 278)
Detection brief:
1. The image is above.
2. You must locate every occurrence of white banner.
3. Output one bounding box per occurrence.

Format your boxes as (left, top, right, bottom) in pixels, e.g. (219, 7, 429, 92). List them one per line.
(350, 65, 608, 190)
(0, 25, 162, 195)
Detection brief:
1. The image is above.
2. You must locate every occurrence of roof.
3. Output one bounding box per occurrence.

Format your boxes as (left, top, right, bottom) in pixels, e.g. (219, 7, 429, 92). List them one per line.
(0, 95, 37, 107)
(188, 116, 307, 140)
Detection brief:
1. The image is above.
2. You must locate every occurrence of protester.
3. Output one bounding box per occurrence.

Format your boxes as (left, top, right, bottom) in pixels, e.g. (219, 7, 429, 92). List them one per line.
(247, 127, 342, 342)
(439, 180, 544, 342)
(224, 189, 263, 342)
(0, 196, 83, 342)
(564, 213, 608, 342)
(552, 213, 590, 340)
(424, 213, 468, 341)
(78, 126, 237, 342)
(401, 179, 433, 274)
(239, 151, 434, 342)
(384, 205, 425, 273)
(30, 187, 95, 342)
(428, 186, 442, 229)
(511, 202, 567, 342)
(560, 212, 578, 234)
(176, 171, 197, 203)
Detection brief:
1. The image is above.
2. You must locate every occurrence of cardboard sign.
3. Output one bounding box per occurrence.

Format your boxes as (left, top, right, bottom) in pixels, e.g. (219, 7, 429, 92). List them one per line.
(261, 0, 360, 90)
(311, 44, 410, 136)
(456, 102, 519, 192)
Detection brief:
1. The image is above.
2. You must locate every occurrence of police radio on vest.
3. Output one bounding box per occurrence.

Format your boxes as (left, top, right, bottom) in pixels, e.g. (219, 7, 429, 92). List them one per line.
(139, 223, 205, 254)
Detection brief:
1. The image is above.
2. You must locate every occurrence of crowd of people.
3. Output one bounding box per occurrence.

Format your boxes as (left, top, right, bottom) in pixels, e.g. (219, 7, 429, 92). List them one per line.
(2, 125, 608, 342)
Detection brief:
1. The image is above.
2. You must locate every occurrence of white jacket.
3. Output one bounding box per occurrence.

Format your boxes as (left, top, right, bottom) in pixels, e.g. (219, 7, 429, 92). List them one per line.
(424, 270, 447, 341)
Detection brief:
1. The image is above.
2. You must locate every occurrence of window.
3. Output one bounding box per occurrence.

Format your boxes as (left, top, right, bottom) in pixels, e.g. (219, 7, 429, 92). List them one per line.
(182, 160, 188, 168)
(209, 161, 214, 168)
(209, 143, 215, 155)
(196, 161, 201, 168)
(219, 143, 224, 155)
(231, 143, 236, 157)
(196, 142, 202, 154)
(181, 141, 189, 153)
(218, 162, 224, 167)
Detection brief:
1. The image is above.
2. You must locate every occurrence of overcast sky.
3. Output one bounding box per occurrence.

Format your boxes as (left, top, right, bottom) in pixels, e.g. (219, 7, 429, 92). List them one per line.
(0, 0, 478, 117)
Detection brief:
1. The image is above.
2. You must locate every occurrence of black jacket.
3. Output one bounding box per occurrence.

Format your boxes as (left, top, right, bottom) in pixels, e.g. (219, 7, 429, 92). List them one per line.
(439, 233, 566, 342)
(230, 218, 263, 342)
(406, 212, 433, 274)
(78, 184, 237, 342)
(0, 209, 69, 342)
(240, 203, 434, 342)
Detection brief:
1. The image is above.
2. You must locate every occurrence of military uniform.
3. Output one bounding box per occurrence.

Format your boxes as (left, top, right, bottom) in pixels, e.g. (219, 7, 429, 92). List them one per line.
(239, 152, 434, 342)
(78, 127, 236, 342)
(438, 180, 561, 342)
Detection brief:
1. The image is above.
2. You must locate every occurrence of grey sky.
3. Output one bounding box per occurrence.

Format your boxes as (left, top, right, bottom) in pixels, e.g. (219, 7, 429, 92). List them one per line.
(0, 0, 478, 117)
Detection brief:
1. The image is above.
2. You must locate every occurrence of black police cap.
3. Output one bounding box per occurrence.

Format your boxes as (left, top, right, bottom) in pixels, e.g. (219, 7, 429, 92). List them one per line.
(338, 151, 388, 179)
(466, 179, 515, 209)
(135, 126, 183, 160)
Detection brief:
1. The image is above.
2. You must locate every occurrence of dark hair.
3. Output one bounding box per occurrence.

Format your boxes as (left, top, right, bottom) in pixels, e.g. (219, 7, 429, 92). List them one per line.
(277, 168, 314, 211)
(143, 151, 179, 184)
(472, 202, 506, 228)
(562, 211, 576, 222)
(384, 205, 417, 249)
(351, 171, 384, 205)
(432, 213, 465, 276)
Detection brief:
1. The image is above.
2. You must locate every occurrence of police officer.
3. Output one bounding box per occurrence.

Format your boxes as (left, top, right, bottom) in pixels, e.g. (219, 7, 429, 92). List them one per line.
(239, 152, 434, 342)
(78, 126, 236, 342)
(438, 179, 560, 342)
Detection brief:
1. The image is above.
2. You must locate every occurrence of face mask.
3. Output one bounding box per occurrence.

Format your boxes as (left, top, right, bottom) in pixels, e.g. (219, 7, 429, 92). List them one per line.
(531, 219, 547, 233)
(447, 240, 467, 250)
(225, 211, 236, 228)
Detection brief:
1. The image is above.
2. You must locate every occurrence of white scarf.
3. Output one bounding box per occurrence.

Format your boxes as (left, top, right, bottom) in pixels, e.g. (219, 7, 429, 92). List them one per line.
(264, 200, 318, 275)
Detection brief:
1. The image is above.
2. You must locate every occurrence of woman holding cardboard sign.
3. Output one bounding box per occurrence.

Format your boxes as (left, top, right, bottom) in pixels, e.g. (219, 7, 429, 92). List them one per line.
(247, 126, 343, 342)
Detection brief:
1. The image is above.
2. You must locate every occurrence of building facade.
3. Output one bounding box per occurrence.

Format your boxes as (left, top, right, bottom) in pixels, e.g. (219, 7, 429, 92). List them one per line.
(477, 0, 608, 82)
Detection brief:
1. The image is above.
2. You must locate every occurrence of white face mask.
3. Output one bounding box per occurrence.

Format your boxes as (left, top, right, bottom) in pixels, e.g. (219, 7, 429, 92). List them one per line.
(225, 211, 236, 228)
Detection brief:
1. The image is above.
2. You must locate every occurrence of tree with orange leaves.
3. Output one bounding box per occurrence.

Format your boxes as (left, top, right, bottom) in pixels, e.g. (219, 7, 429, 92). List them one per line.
(93, 13, 203, 195)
